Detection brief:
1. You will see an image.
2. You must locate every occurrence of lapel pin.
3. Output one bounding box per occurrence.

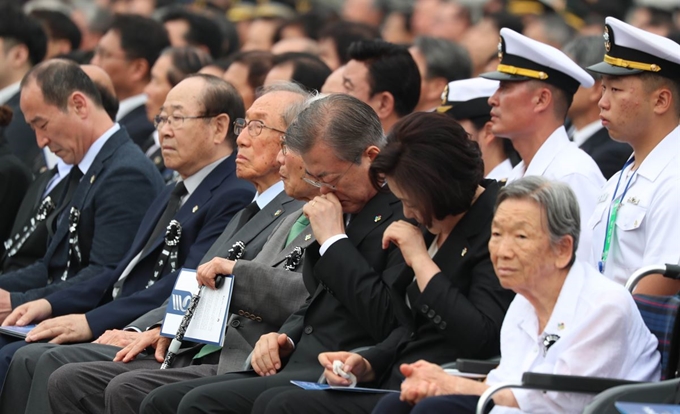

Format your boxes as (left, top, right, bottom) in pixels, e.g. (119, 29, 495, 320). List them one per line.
(557, 322, 565, 330)
(304, 234, 311, 241)
(461, 247, 467, 257)
(90, 175, 95, 184)
(374, 215, 382, 223)
(274, 209, 282, 217)
(192, 205, 198, 213)
(627, 196, 639, 205)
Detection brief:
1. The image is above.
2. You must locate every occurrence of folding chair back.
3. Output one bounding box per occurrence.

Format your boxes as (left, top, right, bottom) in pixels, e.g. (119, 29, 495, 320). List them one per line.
(633, 294, 680, 380)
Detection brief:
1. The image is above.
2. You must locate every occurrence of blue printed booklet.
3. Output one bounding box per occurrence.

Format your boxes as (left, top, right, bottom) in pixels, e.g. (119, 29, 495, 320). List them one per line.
(160, 268, 233, 346)
(291, 381, 399, 394)
(616, 402, 680, 414)
(0, 324, 37, 339)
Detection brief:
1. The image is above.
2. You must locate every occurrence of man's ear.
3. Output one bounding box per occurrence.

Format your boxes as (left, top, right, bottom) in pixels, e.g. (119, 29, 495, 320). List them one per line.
(212, 114, 231, 145)
(373, 91, 395, 120)
(533, 87, 552, 114)
(652, 87, 673, 116)
(70, 92, 89, 118)
(7, 43, 30, 69)
(365, 145, 381, 162)
(127, 58, 150, 84)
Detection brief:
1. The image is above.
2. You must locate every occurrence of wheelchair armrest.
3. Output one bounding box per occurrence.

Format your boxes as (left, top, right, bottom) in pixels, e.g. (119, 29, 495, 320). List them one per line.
(520, 372, 640, 394)
(455, 358, 500, 375)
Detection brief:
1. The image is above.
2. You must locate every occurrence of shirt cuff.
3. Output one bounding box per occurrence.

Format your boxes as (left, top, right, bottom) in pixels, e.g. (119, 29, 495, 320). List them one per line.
(124, 326, 142, 333)
(287, 337, 296, 349)
(319, 234, 348, 256)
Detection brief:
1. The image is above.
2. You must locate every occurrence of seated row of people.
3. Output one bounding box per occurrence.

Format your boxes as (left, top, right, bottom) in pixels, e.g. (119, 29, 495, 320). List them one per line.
(0, 14, 676, 414)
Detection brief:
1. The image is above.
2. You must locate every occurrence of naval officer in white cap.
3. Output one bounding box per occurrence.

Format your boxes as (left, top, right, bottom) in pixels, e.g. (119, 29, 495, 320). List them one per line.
(481, 28, 605, 261)
(586, 17, 680, 295)
(438, 77, 518, 181)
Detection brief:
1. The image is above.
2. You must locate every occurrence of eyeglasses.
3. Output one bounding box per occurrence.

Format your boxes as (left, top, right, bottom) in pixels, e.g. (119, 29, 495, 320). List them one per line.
(280, 136, 290, 156)
(234, 118, 286, 137)
(154, 114, 216, 130)
(302, 159, 358, 191)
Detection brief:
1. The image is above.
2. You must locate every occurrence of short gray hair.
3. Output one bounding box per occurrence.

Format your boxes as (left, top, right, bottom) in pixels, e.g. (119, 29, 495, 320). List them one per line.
(413, 36, 472, 82)
(496, 176, 580, 266)
(284, 94, 385, 163)
(562, 35, 605, 81)
(256, 82, 315, 128)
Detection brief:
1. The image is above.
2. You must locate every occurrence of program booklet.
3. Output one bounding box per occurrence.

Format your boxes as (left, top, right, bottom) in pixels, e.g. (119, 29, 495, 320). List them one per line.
(160, 268, 233, 346)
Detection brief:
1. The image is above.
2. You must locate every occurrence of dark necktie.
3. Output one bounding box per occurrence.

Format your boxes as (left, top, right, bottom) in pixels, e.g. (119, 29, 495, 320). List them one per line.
(50, 167, 84, 230)
(234, 201, 260, 232)
(139, 182, 187, 258)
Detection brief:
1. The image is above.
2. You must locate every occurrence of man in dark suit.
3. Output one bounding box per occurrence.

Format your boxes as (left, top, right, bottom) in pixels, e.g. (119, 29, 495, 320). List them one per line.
(0, 74, 256, 414)
(91, 14, 170, 148)
(563, 35, 632, 179)
(13, 83, 309, 414)
(0, 59, 164, 350)
(137, 94, 408, 414)
(0, 64, 119, 274)
(0, 5, 47, 172)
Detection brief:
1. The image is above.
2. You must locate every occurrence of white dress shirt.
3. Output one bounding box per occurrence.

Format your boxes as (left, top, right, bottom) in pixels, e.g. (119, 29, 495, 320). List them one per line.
(116, 94, 148, 121)
(486, 159, 513, 181)
(0, 82, 20, 105)
(571, 120, 604, 148)
(588, 125, 680, 286)
(486, 260, 660, 414)
(507, 127, 605, 261)
(42, 161, 74, 198)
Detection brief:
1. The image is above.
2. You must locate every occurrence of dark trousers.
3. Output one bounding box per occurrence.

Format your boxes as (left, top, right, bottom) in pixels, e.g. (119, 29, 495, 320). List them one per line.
(372, 393, 488, 414)
(140, 369, 322, 414)
(254, 386, 387, 414)
(0, 335, 22, 391)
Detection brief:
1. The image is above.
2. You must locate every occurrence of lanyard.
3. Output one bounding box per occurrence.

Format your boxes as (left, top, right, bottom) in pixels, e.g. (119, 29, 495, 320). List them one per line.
(599, 157, 636, 274)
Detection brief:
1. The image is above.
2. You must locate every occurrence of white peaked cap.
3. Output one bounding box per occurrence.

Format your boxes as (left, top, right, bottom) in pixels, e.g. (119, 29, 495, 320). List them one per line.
(588, 17, 680, 80)
(481, 28, 594, 95)
(437, 78, 499, 120)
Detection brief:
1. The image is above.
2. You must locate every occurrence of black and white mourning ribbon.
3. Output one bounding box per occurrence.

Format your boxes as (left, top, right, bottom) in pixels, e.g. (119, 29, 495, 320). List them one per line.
(3, 196, 55, 258)
(542, 333, 560, 357)
(284, 246, 304, 271)
(60, 207, 81, 282)
(160, 240, 246, 369)
(147, 220, 182, 288)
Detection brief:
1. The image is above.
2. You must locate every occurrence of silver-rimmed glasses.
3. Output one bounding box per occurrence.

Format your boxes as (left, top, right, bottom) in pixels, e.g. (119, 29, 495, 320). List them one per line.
(234, 118, 286, 137)
(154, 114, 216, 130)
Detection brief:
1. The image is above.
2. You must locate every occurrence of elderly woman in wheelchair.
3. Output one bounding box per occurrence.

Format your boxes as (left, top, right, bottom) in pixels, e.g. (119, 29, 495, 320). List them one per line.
(372, 176, 661, 414)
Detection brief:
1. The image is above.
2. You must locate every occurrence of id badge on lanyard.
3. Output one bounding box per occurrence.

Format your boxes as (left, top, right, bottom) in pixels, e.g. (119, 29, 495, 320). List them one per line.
(599, 158, 636, 274)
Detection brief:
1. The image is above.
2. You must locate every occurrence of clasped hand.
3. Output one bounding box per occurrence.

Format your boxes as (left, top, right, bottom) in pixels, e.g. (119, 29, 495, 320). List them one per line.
(302, 193, 345, 245)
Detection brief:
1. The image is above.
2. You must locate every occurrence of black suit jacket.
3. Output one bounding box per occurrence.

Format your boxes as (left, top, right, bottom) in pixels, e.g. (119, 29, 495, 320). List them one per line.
(1, 167, 69, 273)
(579, 127, 632, 180)
(0, 128, 165, 306)
(359, 180, 515, 389)
(0, 140, 32, 256)
(119, 104, 155, 149)
(45, 155, 255, 337)
(0, 91, 43, 172)
(277, 190, 407, 377)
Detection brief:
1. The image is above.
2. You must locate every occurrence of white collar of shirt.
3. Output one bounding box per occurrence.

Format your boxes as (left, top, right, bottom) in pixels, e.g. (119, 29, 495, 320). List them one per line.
(635, 124, 680, 182)
(77, 123, 120, 176)
(510, 126, 571, 180)
(516, 261, 586, 341)
(116, 94, 148, 121)
(254, 180, 284, 210)
(572, 120, 604, 147)
(0, 82, 20, 105)
(179, 155, 228, 203)
(43, 160, 75, 197)
(486, 158, 513, 181)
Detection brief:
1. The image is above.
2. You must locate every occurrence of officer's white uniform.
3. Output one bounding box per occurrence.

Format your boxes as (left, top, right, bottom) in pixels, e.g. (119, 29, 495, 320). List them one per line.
(481, 29, 605, 261)
(586, 17, 680, 286)
(486, 261, 660, 414)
